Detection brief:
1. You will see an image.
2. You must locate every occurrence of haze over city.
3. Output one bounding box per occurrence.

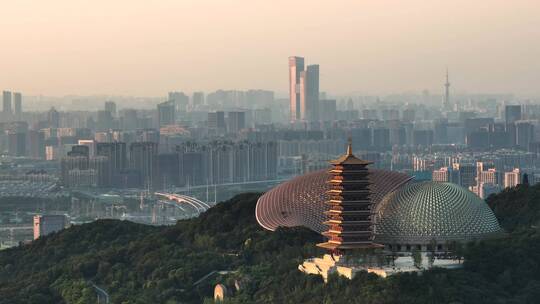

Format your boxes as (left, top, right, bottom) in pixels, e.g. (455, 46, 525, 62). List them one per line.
(2, 2, 540, 303)
(1, 0, 539, 96)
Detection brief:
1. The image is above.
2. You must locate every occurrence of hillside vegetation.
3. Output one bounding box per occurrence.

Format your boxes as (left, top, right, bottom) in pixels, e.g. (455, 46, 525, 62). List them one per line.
(0, 185, 540, 303)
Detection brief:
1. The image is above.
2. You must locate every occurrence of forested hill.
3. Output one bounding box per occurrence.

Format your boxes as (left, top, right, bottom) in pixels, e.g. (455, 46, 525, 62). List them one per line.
(0, 193, 320, 304)
(1, 185, 540, 303)
(486, 183, 540, 232)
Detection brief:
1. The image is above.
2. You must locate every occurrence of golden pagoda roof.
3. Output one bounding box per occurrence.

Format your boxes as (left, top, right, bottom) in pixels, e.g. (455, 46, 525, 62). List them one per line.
(330, 138, 373, 166)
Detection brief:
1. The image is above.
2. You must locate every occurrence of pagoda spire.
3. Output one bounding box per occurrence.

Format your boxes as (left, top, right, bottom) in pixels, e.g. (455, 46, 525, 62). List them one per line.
(346, 137, 353, 156)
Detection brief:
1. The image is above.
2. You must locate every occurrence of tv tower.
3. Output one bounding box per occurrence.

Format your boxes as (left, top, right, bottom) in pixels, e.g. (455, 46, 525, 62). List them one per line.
(443, 68, 451, 110)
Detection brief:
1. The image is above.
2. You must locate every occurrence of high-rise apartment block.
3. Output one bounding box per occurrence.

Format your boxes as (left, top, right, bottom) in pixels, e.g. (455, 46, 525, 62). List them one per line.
(157, 101, 175, 127)
(121, 109, 138, 131)
(104, 101, 117, 117)
(48, 107, 60, 128)
(505, 105, 522, 124)
(97, 110, 114, 130)
(3, 91, 12, 114)
(516, 121, 534, 150)
(130, 142, 158, 189)
(7, 131, 26, 156)
(227, 111, 246, 133)
(169, 91, 189, 113)
(453, 163, 476, 188)
(33, 215, 67, 240)
(504, 168, 521, 188)
(319, 99, 337, 122)
(78, 139, 96, 158)
(192, 92, 205, 108)
(13, 92, 22, 115)
(97, 142, 127, 187)
(208, 111, 226, 134)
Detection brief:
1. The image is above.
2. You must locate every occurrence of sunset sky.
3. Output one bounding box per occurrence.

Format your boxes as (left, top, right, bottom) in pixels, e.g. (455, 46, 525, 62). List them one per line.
(1, 0, 539, 96)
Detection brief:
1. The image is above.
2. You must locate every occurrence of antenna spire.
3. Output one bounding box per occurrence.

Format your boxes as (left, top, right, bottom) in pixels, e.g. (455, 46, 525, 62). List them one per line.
(346, 137, 353, 156)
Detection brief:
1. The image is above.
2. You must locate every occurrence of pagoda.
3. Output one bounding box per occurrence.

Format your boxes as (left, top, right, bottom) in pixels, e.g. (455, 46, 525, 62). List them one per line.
(317, 139, 381, 253)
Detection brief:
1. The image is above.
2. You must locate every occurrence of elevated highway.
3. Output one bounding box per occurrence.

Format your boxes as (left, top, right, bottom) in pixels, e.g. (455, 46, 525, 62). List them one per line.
(154, 193, 211, 213)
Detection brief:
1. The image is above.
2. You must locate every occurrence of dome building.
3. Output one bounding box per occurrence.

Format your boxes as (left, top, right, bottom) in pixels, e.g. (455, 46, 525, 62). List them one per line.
(265, 141, 505, 279)
(374, 182, 503, 251)
(256, 162, 503, 252)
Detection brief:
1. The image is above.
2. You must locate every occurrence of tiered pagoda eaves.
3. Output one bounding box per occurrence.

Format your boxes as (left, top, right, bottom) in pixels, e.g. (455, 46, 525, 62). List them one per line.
(317, 140, 382, 253)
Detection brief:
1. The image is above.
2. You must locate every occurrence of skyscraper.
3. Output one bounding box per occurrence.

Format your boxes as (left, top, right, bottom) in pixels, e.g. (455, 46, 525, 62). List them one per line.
(413, 130, 434, 146)
(227, 111, 246, 133)
(27, 130, 45, 159)
(61, 145, 90, 187)
(13, 92, 22, 115)
(208, 111, 226, 134)
(97, 142, 127, 175)
(104, 101, 117, 117)
(454, 163, 476, 188)
(33, 215, 66, 240)
(7, 131, 26, 156)
(97, 110, 114, 130)
(96, 142, 127, 187)
(47, 107, 60, 128)
(121, 109, 138, 130)
(505, 105, 522, 124)
(90, 156, 110, 187)
(300, 64, 320, 121)
(168, 91, 189, 113)
(516, 121, 534, 150)
(2, 91, 12, 114)
(155, 153, 181, 189)
(192, 92, 205, 108)
(78, 139, 97, 158)
(157, 101, 175, 127)
(130, 142, 158, 189)
(289, 56, 304, 122)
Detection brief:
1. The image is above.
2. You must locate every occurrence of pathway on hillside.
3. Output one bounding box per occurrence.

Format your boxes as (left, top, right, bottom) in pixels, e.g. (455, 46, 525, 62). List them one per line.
(89, 281, 109, 304)
(193, 270, 238, 286)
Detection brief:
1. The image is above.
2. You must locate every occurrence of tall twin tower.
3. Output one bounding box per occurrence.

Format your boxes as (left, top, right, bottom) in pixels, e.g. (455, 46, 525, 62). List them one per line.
(289, 56, 319, 122)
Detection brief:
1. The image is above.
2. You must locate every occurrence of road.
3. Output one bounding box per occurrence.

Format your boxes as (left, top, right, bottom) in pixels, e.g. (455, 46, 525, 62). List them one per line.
(193, 270, 238, 286)
(0, 225, 32, 232)
(172, 178, 288, 192)
(89, 281, 109, 304)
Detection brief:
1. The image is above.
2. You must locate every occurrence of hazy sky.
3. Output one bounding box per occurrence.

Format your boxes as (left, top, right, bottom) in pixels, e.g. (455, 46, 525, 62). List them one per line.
(1, 0, 539, 96)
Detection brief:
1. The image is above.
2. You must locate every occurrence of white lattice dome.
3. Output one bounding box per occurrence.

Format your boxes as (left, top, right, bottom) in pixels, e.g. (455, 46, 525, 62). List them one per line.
(374, 182, 503, 244)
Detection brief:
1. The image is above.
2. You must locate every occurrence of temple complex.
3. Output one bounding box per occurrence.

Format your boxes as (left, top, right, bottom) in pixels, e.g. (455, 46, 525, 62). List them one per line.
(257, 139, 503, 281)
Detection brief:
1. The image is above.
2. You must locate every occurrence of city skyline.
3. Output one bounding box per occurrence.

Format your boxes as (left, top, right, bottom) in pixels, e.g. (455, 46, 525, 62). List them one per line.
(1, 2, 540, 302)
(1, 1, 539, 96)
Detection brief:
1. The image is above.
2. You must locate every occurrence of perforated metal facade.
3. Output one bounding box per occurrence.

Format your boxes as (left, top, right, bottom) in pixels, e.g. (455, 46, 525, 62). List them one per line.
(255, 169, 412, 233)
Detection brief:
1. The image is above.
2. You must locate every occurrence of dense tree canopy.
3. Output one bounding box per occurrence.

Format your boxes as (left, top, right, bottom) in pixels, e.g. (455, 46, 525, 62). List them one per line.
(0, 185, 539, 303)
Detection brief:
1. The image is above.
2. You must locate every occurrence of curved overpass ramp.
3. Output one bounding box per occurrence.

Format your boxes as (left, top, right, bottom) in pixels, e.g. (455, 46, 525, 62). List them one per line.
(154, 192, 211, 214)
